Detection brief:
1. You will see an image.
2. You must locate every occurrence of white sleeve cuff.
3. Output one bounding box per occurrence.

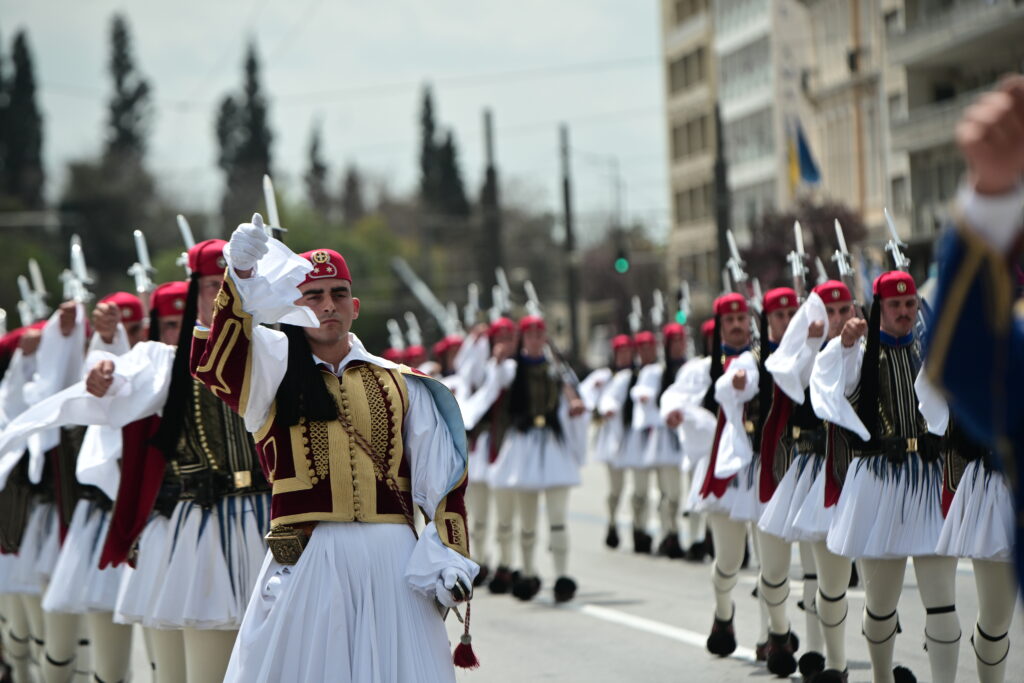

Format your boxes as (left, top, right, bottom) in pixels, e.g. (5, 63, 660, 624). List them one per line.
(404, 522, 480, 598)
(225, 237, 318, 327)
(957, 182, 1024, 252)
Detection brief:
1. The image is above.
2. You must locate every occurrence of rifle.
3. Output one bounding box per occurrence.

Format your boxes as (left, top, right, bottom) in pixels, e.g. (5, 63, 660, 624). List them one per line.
(883, 208, 929, 335)
(832, 219, 860, 303)
(488, 285, 506, 323)
(127, 230, 156, 307)
(814, 257, 829, 286)
(391, 257, 459, 335)
(59, 235, 93, 304)
(176, 214, 196, 275)
(445, 302, 464, 335)
(786, 221, 810, 299)
(677, 281, 696, 358)
(628, 295, 642, 335)
(27, 259, 50, 321)
(386, 318, 407, 353)
(262, 175, 288, 241)
(523, 280, 581, 393)
(463, 283, 480, 329)
(17, 275, 35, 326)
(403, 312, 424, 348)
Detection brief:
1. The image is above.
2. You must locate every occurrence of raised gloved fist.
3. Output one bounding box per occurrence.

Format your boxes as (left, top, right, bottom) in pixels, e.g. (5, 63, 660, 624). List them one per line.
(228, 213, 271, 273)
(435, 567, 473, 608)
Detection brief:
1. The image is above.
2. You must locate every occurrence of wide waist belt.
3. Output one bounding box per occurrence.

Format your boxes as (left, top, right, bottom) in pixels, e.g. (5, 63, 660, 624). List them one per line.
(175, 469, 269, 508)
(790, 426, 826, 455)
(856, 435, 941, 462)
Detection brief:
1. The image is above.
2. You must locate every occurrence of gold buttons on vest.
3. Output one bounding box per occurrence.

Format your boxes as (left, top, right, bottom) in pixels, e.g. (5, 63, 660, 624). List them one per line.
(534, 415, 546, 428)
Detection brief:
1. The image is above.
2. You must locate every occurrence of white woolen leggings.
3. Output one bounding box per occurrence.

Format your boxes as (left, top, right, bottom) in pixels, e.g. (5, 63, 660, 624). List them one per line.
(1, 594, 32, 683)
(183, 628, 237, 683)
(85, 612, 132, 683)
(707, 513, 746, 622)
(466, 481, 491, 567)
(811, 541, 852, 672)
(40, 608, 79, 683)
(145, 627, 185, 683)
(517, 487, 571, 577)
(630, 469, 651, 531)
(655, 466, 681, 535)
(756, 530, 792, 638)
(860, 556, 959, 683)
(971, 558, 1017, 683)
(606, 466, 624, 525)
(493, 488, 517, 569)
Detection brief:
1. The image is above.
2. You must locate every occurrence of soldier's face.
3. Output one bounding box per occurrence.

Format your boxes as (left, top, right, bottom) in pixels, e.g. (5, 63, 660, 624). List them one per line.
(613, 346, 633, 368)
(666, 334, 686, 360)
(197, 275, 224, 327)
(124, 321, 146, 347)
(824, 302, 854, 339)
(720, 312, 750, 349)
(296, 278, 360, 345)
(157, 315, 183, 345)
(521, 326, 546, 357)
(880, 294, 918, 338)
(767, 308, 797, 343)
(637, 341, 658, 365)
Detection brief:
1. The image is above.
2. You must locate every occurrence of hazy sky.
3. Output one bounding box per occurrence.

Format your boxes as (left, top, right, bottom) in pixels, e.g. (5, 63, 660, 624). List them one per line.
(1, 0, 669, 241)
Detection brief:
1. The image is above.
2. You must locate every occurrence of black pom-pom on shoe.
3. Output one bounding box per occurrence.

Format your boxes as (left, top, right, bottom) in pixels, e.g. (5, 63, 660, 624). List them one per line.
(472, 564, 490, 588)
(810, 669, 848, 683)
(766, 631, 798, 677)
(488, 566, 513, 594)
(605, 525, 620, 549)
(798, 651, 825, 678)
(553, 576, 577, 603)
(892, 666, 916, 683)
(511, 575, 541, 601)
(706, 611, 737, 657)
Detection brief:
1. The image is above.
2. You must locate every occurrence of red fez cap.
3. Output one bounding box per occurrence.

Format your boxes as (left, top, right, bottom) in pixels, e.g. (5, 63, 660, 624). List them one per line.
(299, 249, 352, 286)
(100, 292, 144, 324)
(634, 331, 657, 346)
(763, 287, 799, 314)
(0, 325, 39, 356)
(713, 293, 748, 316)
(701, 318, 716, 338)
(872, 271, 916, 299)
(150, 282, 189, 318)
(812, 280, 852, 303)
(519, 315, 546, 332)
(433, 336, 462, 358)
(404, 345, 426, 364)
(188, 239, 228, 277)
(662, 322, 686, 340)
(611, 334, 633, 351)
(489, 317, 516, 338)
(382, 348, 403, 363)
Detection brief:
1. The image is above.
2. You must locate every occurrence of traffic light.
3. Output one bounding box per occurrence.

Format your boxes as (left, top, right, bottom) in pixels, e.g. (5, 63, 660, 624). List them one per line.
(614, 247, 630, 274)
(675, 310, 687, 324)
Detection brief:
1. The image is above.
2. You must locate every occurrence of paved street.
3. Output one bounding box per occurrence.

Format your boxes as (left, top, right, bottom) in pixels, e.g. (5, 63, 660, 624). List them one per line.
(121, 459, 1023, 682)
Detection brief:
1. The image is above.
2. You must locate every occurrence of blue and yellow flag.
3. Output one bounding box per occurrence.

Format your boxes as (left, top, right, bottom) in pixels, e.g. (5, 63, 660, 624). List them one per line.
(787, 118, 821, 193)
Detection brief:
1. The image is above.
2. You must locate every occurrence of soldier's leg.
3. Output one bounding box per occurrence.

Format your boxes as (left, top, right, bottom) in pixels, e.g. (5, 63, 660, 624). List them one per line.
(630, 468, 651, 552)
(797, 541, 824, 656)
(466, 481, 491, 570)
(545, 487, 577, 603)
(757, 529, 798, 676)
(488, 488, 517, 594)
(812, 541, 852, 674)
(913, 555, 959, 683)
(85, 612, 132, 683)
(971, 558, 1016, 683)
(146, 627, 185, 683)
(860, 557, 907, 683)
(183, 627, 236, 683)
(705, 512, 747, 656)
(2, 595, 32, 683)
(605, 466, 624, 548)
(655, 466, 682, 557)
(40, 610, 78, 683)
(517, 490, 540, 578)
(18, 595, 44, 666)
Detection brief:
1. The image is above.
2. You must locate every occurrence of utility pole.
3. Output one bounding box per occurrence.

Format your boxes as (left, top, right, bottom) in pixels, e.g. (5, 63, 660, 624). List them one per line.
(480, 108, 503, 291)
(713, 104, 731, 293)
(560, 123, 580, 367)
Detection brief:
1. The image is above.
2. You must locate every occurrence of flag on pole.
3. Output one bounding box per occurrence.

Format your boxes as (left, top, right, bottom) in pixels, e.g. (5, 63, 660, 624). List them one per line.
(787, 118, 821, 193)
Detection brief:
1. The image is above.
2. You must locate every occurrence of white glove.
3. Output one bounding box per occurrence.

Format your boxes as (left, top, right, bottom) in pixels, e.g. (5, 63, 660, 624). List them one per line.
(227, 213, 270, 272)
(435, 566, 472, 608)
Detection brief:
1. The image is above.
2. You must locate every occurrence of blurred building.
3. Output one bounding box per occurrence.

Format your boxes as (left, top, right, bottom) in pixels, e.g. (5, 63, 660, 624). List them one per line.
(886, 0, 1024, 239)
(660, 0, 719, 311)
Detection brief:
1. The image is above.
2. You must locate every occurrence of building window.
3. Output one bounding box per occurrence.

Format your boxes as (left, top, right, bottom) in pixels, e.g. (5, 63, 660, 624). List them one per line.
(718, 37, 771, 102)
(723, 108, 774, 166)
(668, 46, 708, 94)
(673, 0, 708, 25)
(671, 112, 711, 160)
(674, 180, 714, 225)
(891, 176, 908, 215)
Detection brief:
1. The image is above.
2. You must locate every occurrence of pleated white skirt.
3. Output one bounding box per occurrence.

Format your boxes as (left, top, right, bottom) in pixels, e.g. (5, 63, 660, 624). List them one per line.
(758, 452, 825, 542)
(42, 499, 123, 613)
(935, 461, 1013, 561)
(826, 454, 945, 559)
(467, 432, 492, 484)
(6, 501, 58, 595)
(790, 466, 833, 542)
(618, 427, 651, 470)
(642, 425, 683, 468)
(224, 523, 456, 683)
(489, 428, 580, 490)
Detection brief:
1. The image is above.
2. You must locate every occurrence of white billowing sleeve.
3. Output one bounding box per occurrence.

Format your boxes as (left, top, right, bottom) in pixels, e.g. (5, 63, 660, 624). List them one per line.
(453, 332, 490, 390)
(0, 341, 176, 490)
(87, 325, 131, 358)
(660, 357, 717, 459)
(224, 236, 317, 327)
(578, 367, 612, 413)
(809, 337, 869, 441)
(0, 350, 35, 429)
(23, 304, 87, 483)
(558, 390, 589, 466)
(459, 358, 516, 431)
(630, 364, 664, 430)
(915, 368, 950, 436)
(76, 425, 123, 500)
(598, 368, 634, 417)
(712, 351, 759, 478)
(765, 293, 827, 403)
(957, 183, 1024, 252)
(403, 377, 480, 597)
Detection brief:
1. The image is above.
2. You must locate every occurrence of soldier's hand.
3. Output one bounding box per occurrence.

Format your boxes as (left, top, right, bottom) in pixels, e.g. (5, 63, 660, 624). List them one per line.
(57, 301, 78, 337)
(85, 360, 115, 397)
(18, 329, 42, 356)
(841, 318, 868, 348)
(568, 398, 586, 417)
(91, 302, 121, 344)
(732, 369, 747, 391)
(957, 75, 1024, 195)
(666, 409, 684, 429)
(808, 320, 826, 339)
(228, 214, 270, 278)
(492, 341, 513, 362)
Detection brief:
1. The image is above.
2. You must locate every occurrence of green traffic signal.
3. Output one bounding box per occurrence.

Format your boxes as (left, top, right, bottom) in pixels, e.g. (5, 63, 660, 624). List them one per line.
(614, 257, 629, 274)
(675, 311, 687, 324)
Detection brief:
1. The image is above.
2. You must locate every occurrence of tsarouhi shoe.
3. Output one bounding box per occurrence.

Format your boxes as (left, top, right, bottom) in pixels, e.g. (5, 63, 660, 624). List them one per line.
(706, 609, 737, 657)
(605, 525, 620, 549)
(810, 669, 848, 683)
(656, 534, 684, 559)
(891, 665, 916, 683)
(488, 566, 513, 594)
(553, 576, 577, 603)
(472, 564, 490, 588)
(798, 651, 825, 680)
(632, 529, 653, 554)
(766, 630, 799, 677)
(685, 540, 708, 562)
(511, 575, 541, 601)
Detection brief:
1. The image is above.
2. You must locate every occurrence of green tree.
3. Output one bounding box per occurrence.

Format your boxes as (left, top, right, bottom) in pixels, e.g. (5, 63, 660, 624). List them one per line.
(5, 30, 44, 209)
(418, 84, 440, 208)
(436, 130, 469, 219)
(104, 14, 151, 165)
(216, 43, 273, 229)
(304, 120, 330, 218)
(340, 164, 365, 226)
(0, 26, 9, 198)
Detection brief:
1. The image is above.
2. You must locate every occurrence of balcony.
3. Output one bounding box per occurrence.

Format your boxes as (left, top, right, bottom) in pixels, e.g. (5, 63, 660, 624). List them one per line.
(664, 11, 711, 55)
(888, 0, 1024, 67)
(890, 86, 987, 153)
